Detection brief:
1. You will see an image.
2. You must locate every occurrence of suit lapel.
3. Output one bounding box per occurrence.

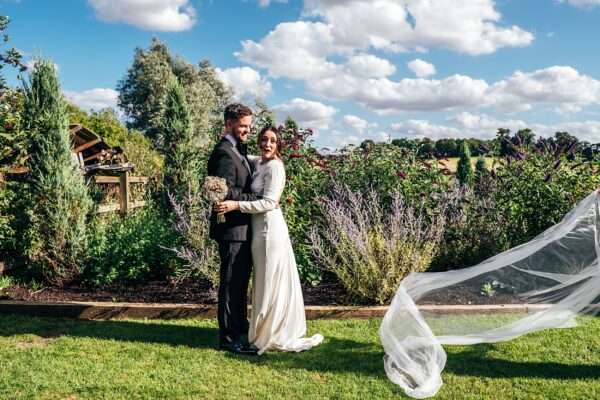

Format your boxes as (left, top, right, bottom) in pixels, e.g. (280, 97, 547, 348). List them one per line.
(223, 139, 251, 175)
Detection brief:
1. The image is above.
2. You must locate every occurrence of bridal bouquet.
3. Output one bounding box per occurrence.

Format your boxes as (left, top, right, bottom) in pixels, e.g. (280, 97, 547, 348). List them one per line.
(203, 176, 228, 224)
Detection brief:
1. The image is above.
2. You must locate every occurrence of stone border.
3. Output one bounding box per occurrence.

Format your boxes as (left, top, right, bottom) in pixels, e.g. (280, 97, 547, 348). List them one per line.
(0, 301, 555, 320)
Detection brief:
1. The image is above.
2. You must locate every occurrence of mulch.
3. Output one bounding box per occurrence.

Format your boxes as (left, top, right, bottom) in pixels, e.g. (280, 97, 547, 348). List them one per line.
(0, 280, 350, 306)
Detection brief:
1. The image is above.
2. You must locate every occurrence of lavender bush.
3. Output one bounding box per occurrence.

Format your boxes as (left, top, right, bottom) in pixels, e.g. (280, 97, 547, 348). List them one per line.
(311, 183, 446, 304)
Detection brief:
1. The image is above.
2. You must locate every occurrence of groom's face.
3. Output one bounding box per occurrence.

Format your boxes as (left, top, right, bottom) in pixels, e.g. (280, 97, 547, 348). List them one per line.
(227, 115, 253, 143)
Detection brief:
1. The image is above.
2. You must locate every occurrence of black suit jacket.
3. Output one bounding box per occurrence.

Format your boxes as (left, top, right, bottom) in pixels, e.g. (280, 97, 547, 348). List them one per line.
(207, 138, 260, 241)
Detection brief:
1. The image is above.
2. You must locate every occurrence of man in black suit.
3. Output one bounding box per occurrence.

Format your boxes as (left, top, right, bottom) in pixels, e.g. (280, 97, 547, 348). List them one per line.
(207, 103, 259, 355)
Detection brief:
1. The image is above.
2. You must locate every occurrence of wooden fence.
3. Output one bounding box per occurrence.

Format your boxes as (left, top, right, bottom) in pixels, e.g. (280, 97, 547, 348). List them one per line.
(94, 171, 148, 215)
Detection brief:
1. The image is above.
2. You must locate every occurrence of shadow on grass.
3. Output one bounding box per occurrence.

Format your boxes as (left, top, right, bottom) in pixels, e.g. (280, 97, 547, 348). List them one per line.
(4, 315, 596, 381)
(445, 344, 600, 380)
(0, 315, 219, 349)
(225, 336, 387, 378)
(0, 314, 387, 378)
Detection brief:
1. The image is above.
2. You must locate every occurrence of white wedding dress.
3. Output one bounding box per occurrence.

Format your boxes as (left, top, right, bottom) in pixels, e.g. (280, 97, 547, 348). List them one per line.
(239, 158, 323, 355)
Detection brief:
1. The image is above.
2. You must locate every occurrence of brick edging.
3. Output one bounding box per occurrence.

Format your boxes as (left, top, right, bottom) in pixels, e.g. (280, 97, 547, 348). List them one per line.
(0, 301, 553, 320)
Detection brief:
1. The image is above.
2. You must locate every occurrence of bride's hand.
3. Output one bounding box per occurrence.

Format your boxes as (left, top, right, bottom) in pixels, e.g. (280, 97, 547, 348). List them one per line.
(215, 200, 239, 214)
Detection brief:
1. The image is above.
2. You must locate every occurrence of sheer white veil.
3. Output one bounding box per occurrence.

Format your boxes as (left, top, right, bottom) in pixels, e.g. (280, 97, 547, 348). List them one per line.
(379, 189, 600, 398)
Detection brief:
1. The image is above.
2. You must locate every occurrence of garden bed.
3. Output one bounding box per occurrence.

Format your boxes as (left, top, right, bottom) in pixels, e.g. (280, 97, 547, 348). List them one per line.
(0, 280, 348, 306)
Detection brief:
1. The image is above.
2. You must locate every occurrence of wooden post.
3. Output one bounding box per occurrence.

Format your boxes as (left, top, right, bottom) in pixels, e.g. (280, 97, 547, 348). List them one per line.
(119, 171, 130, 215)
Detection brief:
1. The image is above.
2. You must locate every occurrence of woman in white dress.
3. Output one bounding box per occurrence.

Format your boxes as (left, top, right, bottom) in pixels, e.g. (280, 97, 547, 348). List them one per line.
(216, 126, 323, 355)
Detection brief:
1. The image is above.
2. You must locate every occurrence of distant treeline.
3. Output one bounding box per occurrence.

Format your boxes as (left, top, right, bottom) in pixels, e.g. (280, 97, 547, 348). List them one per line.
(360, 128, 599, 160)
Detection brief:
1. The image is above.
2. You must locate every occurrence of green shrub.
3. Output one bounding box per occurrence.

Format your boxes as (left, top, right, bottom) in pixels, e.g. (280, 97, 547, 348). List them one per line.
(311, 184, 446, 304)
(84, 201, 180, 286)
(493, 151, 600, 247)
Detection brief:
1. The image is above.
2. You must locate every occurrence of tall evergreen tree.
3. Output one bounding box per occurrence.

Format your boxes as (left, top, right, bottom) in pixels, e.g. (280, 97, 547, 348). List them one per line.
(162, 77, 200, 200)
(474, 156, 487, 182)
(456, 141, 474, 186)
(21, 59, 92, 285)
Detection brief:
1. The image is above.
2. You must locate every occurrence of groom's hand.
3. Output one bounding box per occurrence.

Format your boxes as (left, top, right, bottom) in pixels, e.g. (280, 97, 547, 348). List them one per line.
(216, 200, 240, 213)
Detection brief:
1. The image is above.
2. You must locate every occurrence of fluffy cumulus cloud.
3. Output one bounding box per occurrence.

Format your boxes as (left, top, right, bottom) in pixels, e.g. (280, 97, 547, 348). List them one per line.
(345, 54, 397, 79)
(390, 119, 462, 140)
(236, 1, 562, 115)
(272, 98, 337, 130)
(407, 59, 436, 78)
(88, 0, 196, 31)
(487, 66, 600, 112)
(342, 114, 377, 134)
(215, 67, 272, 102)
(63, 88, 119, 111)
(390, 112, 600, 142)
(301, 0, 533, 55)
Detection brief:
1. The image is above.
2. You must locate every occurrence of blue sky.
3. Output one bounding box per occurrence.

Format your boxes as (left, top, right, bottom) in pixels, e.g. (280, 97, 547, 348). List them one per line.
(3, 0, 600, 149)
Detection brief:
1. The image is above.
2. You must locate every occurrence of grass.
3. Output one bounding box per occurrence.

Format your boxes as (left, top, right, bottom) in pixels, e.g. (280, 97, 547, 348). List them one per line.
(443, 156, 496, 173)
(0, 314, 598, 399)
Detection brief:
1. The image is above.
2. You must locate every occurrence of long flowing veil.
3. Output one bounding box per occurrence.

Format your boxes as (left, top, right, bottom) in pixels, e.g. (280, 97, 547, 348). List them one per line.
(379, 189, 600, 398)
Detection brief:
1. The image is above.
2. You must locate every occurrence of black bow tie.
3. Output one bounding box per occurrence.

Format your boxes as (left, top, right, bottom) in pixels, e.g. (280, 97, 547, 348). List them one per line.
(236, 142, 248, 156)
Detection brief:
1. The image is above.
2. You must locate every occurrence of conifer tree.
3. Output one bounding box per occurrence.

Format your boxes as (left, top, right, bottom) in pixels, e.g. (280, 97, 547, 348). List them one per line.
(456, 141, 474, 186)
(21, 59, 92, 285)
(162, 77, 200, 201)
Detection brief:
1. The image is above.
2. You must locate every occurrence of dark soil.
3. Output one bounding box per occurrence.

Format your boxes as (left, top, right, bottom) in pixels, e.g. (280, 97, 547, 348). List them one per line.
(418, 284, 522, 305)
(0, 280, 349, 306)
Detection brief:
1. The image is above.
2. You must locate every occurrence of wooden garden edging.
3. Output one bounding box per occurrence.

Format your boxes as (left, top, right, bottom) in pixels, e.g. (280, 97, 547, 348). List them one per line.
(0, 301, 556, 321)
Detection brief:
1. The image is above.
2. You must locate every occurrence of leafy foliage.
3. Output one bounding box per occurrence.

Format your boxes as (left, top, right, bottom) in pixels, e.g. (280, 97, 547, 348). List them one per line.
(85, 201, 180, 286)
(0, 16, 25, 92)
(117, 39, 227, 151)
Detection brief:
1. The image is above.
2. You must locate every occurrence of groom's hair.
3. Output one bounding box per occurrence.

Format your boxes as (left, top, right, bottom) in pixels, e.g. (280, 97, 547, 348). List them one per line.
(224, 103, 253, 123)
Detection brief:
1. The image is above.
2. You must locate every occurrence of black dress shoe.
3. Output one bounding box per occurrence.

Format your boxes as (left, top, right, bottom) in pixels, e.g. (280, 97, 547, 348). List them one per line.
(219, 340, 258, 355)
(239, 335, 259, 353)
(244, 342, 259, 353)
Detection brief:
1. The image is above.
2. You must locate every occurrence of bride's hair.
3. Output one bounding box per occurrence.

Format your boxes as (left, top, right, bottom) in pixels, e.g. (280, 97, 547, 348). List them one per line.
(258, 126, 283, 161)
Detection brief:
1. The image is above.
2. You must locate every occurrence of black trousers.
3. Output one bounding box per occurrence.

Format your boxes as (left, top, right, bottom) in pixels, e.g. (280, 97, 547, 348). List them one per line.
(217, 240, 252, 343)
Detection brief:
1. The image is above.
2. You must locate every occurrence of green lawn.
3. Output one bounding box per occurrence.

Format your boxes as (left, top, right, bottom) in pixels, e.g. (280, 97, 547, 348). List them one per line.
(0, 315, 598, 399)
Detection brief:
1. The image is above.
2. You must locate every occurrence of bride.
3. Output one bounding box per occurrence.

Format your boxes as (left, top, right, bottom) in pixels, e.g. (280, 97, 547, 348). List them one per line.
(216, 126, 323, 355)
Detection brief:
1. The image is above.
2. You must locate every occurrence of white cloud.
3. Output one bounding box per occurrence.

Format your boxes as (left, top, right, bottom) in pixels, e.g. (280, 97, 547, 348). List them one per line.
(390, 119, 462, 139)
(215, 66, 272, 102)
(64, 88, 119, 111)
(487, 66, 600, 112)
(309, 73, 489, 114)
(345, 54, 396, 79)
(257, 0, 287, 7)
(272, 98, 337, 130)
(342, 114, 377, 134)
(407, 59, 436, 78)
(25, 59, 59, 72)
(237, 21, 341, 81)
(561, 0, 600, 8)
(88, 0, 196, 32)
(302, 0, 534, 55)
(390, 112, 600, 142)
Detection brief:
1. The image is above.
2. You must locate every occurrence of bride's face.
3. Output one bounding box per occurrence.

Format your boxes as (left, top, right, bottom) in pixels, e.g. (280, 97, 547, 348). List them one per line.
(260, 130, 278, 159)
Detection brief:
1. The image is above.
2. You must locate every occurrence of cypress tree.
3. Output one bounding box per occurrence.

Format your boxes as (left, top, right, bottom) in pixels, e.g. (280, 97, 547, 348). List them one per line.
(21, 59, 92, 285)
(456, 141, 474, 186)
(475, 156, 487, 181)
(162, 77, 201, 201)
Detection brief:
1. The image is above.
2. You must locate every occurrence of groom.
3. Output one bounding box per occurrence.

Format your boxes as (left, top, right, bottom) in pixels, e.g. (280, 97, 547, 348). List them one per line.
(207, 103, 259, 355)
